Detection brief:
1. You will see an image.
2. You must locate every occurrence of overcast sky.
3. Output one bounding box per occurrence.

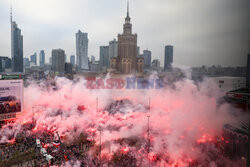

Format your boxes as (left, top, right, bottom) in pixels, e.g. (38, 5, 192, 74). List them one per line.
(0, 0, 249, 67)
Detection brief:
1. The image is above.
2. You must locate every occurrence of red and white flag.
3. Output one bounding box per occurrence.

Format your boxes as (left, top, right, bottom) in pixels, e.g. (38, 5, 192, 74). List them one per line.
(52, 140, 61, 147)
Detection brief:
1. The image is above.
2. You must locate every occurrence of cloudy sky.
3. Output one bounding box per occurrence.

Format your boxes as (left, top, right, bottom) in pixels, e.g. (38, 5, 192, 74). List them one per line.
(0, 0, 249, 67)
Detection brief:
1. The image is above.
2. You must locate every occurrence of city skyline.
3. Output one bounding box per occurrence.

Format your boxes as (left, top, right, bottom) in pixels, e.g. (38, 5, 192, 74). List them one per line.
(0, 0, 249, 67)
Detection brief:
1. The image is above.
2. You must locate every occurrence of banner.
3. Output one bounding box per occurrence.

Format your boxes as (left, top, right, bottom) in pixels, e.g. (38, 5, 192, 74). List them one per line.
(0, 80, 23, 118)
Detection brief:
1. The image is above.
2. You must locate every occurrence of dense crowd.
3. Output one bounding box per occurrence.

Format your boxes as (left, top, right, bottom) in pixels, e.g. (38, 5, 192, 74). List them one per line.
(0, 134, 139, 167)
(0, 137, 92, 166)
(0, 130, 248, 166)
(0, 118, 141, 167)
(0, 134, 34, 159)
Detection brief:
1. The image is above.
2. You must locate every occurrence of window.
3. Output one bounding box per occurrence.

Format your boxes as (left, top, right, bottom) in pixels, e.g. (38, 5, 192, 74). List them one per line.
(219, 80, 224, 84)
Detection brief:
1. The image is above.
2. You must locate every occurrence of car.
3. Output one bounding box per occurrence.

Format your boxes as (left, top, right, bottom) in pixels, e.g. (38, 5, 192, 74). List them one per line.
(0, 96, 21, 113)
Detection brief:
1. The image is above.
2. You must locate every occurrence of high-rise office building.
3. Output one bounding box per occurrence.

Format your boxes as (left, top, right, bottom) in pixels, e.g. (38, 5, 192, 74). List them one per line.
(65, 54, 67, 63)
(143, 50, 151, 69)
(0, 57, 12, 72)
(11, 8, 23, 72)
(90, 61, 100, 72)
(70, 55, 75, 66)
(99, 46, 109, 68)
(30, 53, 37, 65)
(49, 57, 52, 64)
(39, 50, 45, 67)
(65, 63, 73, 74)
(5, 58, 11, 69)
(76, 30, 89, 70)
(52, 49, 65, 72)
(137, 47, 140, 57)
(111, 1, 143, 74)
(23, 58, 30, 68)
(164, 45, 173, 71)
(0, 57, 5, 72)
(91, 56, 95, 63)
(152, 59, 160, 70)
(108, 39, 118, 65)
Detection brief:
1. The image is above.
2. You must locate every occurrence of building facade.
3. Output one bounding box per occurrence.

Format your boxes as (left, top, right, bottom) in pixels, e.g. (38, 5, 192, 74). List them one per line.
(76, 30, 89, 70)
(52, 49, 65, 72)
(5, 58, 11, 70)
(49, 57, 52, 64)
(108, 39, 118, 67)
(0, 57, 11, 72)
(137, 46, 140, 57)
(70, 55, 75, 66)
(164, 45, 173, 71)
(111, 2, 143, 74)
(137, 57, 144, 73)
(23, 57, 30, 68)
(212, 77, 246, 92)
(11, 12, 23, 72)
(143, 50, 151, 69)
(90, 61, 100, 72)
(30, 53, 37, 65)
(39, 50, 45, 67)
(100, 46, 109, 69)
(65, 63, 73, 74)
(152, 59, 160, 70)
(91, 56, 95, 63)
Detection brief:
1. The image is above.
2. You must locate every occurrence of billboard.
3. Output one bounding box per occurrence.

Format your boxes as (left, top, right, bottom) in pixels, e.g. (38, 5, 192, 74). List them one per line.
(0, 80, 23, 119)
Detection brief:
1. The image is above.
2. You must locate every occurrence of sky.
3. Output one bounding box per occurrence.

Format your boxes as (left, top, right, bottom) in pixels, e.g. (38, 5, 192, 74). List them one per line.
(0, 0, 249, 67)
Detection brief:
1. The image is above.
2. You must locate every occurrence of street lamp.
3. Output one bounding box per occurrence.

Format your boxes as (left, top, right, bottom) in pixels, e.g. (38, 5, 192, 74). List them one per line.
(96, 97, 99, 113)
(147, 115, 150, 154)
(98, 125, 103, 166)
(147, 97, 151, 154)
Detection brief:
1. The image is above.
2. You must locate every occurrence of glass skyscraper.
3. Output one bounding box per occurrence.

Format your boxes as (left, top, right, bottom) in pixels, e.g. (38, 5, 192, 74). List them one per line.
(39, 50, 45, 67)
(164, 45, 173, 71)
(143, 49, 152, 69)
(76, 30, 89, 70)
(70, 55, 75, 66)
(99, 46, 109, 68)
(11, 10, 23, 72)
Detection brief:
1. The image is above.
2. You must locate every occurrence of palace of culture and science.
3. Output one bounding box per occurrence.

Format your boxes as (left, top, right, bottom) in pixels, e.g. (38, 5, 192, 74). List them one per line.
(110, 2, 144, 74)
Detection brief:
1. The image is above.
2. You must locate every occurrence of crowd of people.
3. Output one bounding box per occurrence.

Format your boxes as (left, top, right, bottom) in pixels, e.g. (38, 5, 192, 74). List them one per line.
(0, 132, 139, 167)
(0, 118, 247, 166)
(0, 125, 105, 167)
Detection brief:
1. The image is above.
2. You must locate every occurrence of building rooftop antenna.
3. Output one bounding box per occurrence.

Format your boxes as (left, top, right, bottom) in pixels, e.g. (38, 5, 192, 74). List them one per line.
(10, 4, 12, 23)
(127, 0, 129, 17)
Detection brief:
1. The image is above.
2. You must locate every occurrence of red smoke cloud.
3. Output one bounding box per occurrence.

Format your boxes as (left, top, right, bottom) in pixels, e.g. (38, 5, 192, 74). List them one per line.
(0, 74, 246, 166)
